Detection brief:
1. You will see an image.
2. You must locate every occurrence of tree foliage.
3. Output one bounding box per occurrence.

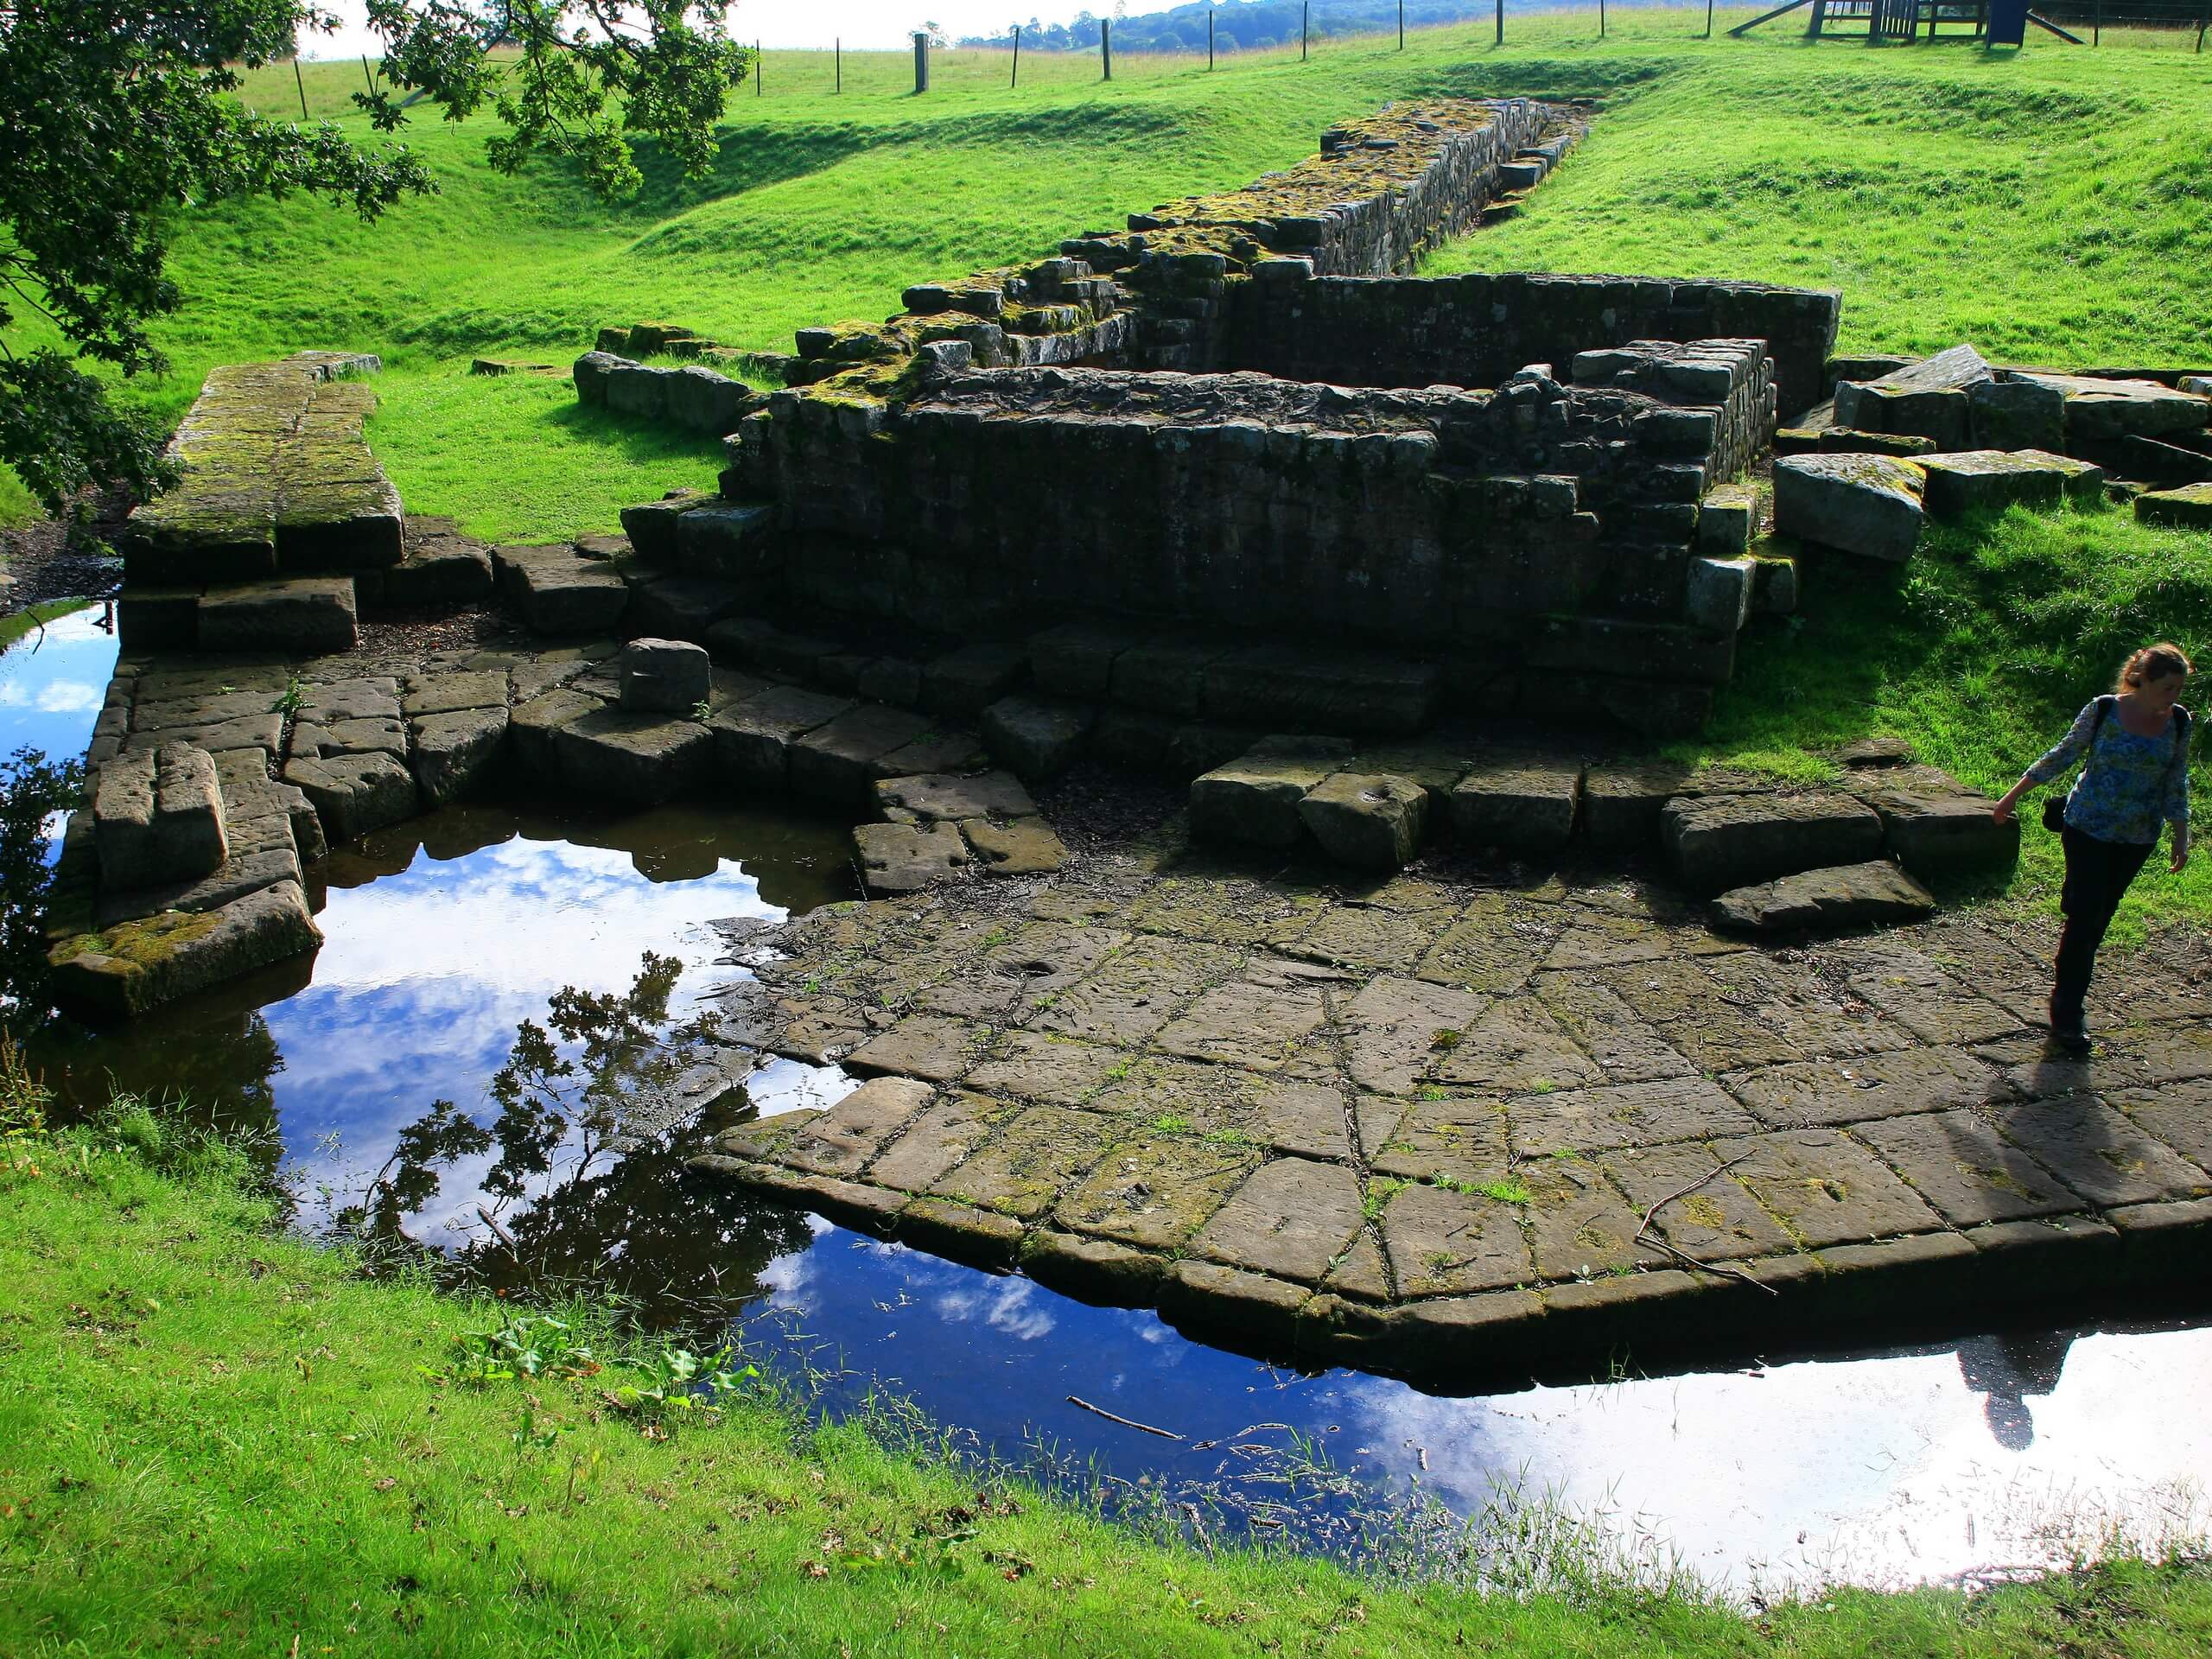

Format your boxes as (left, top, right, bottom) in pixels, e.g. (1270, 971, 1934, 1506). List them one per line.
(0, 747, 84, 1037)
(0, 0, 750, 518)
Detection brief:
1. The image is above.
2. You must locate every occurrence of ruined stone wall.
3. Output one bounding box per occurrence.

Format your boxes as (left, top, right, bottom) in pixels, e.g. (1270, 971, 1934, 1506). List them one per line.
(1227, 266, 1840, 418)
(718, 352, 1763, 691)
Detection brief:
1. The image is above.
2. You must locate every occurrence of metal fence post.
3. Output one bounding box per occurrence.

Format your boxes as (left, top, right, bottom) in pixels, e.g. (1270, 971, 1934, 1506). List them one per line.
(913, 31, 929, 93)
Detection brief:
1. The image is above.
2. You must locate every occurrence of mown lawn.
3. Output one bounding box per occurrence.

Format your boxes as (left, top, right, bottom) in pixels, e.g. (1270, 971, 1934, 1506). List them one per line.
(5, 1108, 2210, 1657)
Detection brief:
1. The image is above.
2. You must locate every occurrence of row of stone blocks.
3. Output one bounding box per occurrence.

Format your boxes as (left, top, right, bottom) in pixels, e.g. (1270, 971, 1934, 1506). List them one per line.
(1190, 734, 2016, 925)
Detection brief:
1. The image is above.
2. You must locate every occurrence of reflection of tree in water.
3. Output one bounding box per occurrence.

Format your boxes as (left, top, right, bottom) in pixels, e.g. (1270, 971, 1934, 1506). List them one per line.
(1957, 1331, 2076, 1451)
(346, 951, 810, 1334)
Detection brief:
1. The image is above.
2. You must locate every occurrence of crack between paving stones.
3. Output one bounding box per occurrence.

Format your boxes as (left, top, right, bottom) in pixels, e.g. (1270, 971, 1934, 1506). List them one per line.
(1318, 977, 1400, 1304)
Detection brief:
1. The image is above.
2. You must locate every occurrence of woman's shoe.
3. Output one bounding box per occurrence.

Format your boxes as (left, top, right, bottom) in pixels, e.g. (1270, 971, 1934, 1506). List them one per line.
(2049, 1025, 2092, 1058)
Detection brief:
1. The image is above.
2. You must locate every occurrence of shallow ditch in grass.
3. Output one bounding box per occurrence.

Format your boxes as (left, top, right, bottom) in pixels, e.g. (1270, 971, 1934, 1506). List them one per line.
(7, 599, 2211, 1596)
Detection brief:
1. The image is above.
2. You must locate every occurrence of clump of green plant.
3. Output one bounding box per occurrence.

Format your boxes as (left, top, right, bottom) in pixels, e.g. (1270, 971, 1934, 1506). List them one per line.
(270, 677, 306, 717)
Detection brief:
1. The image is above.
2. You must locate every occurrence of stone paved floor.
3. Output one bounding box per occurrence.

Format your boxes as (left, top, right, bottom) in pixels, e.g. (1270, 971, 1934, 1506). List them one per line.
(696, 831, 2212, 1383)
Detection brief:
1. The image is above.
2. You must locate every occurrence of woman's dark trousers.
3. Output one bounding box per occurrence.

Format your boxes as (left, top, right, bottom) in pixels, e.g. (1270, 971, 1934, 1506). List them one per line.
(2051, 825, 2155, 1034)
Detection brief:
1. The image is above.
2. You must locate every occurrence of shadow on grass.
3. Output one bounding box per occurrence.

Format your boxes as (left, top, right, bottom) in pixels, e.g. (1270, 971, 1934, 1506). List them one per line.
(543, 401, 731, 472)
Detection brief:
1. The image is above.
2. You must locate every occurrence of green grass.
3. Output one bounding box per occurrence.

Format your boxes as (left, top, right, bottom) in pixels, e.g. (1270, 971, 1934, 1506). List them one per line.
(11, 20, 2212, 927)
(6, 1108, 2212, 1656)
(10, 17, 2203, 541)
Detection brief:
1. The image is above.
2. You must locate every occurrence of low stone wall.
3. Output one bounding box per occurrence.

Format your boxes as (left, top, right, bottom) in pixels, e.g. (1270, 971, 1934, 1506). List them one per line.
(1229, 267, 1837, 421)
(123, 352, 398, 585)
(717, 348, 1771, 715)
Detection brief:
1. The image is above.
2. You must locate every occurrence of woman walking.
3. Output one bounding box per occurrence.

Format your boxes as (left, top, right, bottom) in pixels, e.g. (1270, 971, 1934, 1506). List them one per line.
(1993, 643, 2194, 1055)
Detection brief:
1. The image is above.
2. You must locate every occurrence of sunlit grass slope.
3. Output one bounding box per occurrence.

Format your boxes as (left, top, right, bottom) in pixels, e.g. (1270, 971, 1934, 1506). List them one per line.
(8, 1114, 2212, 1656)
(39, 16, 2204, 541)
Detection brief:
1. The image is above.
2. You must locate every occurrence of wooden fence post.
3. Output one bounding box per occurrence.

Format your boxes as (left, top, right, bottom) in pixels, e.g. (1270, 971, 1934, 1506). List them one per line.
(1012, 24, 1021, 86)
(755, 41, 761, 95)
(1209, 9, 1217, 67)
(913, 32, 929, 92)
(1705, 0, 1716, 35)
(1103, 17, 1112, 79)
(1495, 0, 1504, 46)
(835, 38, 841, 93)
(293, 56, 308, 120)
(1400, 0, 1406, 47)
(1303, 1, 1310, 58)
(1600, 0, 1607, 34)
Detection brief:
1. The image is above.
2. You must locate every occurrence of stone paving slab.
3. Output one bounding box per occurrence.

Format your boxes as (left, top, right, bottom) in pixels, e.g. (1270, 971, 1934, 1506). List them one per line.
(695, 841, 2212, 1385)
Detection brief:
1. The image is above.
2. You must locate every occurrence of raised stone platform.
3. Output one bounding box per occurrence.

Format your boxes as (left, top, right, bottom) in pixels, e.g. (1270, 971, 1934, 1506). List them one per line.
(693, 842, 2212, 1384)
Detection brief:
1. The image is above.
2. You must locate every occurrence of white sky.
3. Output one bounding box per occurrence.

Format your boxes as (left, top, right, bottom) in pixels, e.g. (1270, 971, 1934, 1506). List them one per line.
(299, 0, 1192, 57)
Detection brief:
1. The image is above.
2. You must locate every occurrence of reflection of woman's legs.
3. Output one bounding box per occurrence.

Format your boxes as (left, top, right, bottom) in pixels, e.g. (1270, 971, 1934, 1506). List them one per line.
(2050, 827, 2154, 1035)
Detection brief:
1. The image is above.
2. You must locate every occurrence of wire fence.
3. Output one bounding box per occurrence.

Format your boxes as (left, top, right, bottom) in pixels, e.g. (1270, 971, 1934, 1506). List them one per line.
(251, 2, 2210, 123)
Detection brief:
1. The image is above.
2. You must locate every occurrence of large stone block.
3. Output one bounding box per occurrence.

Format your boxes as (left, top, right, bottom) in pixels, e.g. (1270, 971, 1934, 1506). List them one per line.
(1968, 378, 2068, 453)
(499, 547, 630, 635)
(197, 577, 359, 654)
(412, 707, 509, 807)
(620, 490, 713, 563)
(1833, 343, 1992, 442)
(1449, 753, 1582, 852)
(1772, 454, 1924, 563)
(47, 880, 321, 1020)
(625, 575, 744, 640)
(1190, 736, 1353, 849)
(2015, 372, 2210, 443)
(921, 643, 1029, 718)
(1916, 449, 2104, 518)
(1662, 791, 1885, 893)
(854, 821, 970, 895)
(379, 535, 495, 608)
(1201, 644, 1440, 735)
(1864, 786, 2019, 876)
(2136, 483, 2212, 530)
(620, 638, 713, 714)
(282, 752, 417, 845)
(1711, 861, 1936, 935)
(709, 686, 854, 792)
(981, 695, 1094, 784)
(94, 743, 228, 891)
(787, 704, 934, 805)
(555, 707, 713, 803)
(1298, 772, 1427, 871)
(664, 365, 747, 434)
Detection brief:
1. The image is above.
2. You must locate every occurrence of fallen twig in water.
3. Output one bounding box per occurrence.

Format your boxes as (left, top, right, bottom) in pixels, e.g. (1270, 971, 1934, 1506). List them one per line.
(1067, 1395, 1183, 1440)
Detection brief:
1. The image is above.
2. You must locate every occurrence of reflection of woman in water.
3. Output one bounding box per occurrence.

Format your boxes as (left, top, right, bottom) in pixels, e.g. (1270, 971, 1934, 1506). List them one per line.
(1993, 644, 2194, 1057)
(1956, 1332, 2075, 1451)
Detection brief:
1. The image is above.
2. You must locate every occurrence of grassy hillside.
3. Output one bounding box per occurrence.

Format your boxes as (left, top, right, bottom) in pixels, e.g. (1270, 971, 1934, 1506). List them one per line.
(7, 1103, 2211, 1656)
(9, 16, 2204, 540)
(11, 19, 2212, 928)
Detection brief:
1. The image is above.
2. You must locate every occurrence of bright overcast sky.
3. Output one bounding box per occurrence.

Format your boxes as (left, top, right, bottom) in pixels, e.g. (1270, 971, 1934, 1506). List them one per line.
(299, 0, 1191, 57)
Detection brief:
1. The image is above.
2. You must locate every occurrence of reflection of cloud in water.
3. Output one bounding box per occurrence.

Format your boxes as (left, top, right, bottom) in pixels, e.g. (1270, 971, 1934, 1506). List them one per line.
(747, 1055, 856, 1118)
(264, 830, 793, 1229)
(938, 1277, 1056, 1343)
(310, 836, 780, 1001)
(1340, 1329, 2212, 1591)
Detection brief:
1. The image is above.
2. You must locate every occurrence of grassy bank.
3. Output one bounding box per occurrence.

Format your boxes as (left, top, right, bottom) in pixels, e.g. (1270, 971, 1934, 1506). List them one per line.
(5, 18, 2204, 538)
(8, 22, 2212, 925)
(4, 1103, 2209, 1657)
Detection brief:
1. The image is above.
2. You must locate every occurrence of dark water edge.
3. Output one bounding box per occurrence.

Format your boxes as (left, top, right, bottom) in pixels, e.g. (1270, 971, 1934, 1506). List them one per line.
(9, 603, 2212, 1594)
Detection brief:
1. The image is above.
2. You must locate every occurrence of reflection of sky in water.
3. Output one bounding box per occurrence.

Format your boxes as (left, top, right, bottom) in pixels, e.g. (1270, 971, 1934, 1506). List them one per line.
(1, 603, 118, 859)
(269, 832, 798, 1236)
(13, 601, 2209, 1590)
(0, 603, 114, 762)
(751, 1225, 2211, 1593)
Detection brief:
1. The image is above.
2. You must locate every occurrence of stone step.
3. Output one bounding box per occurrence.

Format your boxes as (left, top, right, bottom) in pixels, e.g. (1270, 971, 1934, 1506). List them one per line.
(1710, 861, 1936, 935)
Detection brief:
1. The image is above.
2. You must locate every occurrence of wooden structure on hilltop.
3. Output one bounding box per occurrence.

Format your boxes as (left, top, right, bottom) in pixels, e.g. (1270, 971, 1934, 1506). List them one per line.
(1729, 0, 2079, 39)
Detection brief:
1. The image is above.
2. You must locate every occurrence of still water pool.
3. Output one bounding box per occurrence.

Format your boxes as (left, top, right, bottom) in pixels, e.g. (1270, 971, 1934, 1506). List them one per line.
(8, 603, 2208, 1594)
